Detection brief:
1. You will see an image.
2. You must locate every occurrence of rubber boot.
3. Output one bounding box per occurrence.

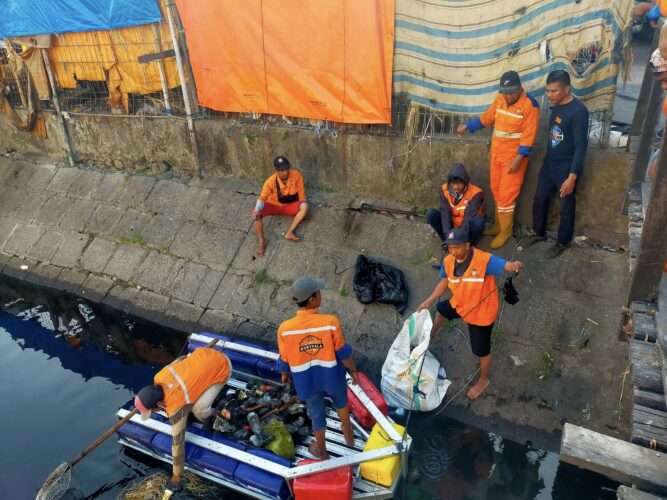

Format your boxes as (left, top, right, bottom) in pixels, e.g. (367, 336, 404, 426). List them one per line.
(489, 212, 514, 249)
(484, 205, 500, 236)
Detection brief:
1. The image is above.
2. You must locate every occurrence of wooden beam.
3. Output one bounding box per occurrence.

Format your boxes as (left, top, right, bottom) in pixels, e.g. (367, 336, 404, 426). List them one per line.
(630, 77, 663, 185)
(560, 423, 667, 495)
(629, 127, 667, 302)
(631, 28, 660, 136)
(632, 405, 667, 451)
(617, 485, 666, 500)
(137, 49, 175, 64)
(634, 387, 667, 411)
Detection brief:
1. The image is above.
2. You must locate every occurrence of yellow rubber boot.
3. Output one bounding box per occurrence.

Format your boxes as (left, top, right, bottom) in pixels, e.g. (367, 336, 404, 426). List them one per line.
(489, 212, 514, 249)
(484, 206, 500, 236)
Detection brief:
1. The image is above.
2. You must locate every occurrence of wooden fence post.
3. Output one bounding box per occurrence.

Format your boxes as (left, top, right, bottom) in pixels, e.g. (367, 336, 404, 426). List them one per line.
(628, 122, 667, 302)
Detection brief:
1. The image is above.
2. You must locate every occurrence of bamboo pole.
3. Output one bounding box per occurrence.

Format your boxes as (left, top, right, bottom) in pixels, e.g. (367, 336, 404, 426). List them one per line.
(41, 48, 76, 167)
(165, 2, 202, 178)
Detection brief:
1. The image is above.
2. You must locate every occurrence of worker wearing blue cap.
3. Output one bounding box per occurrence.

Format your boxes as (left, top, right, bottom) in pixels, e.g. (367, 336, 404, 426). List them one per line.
(417, 228, 523, 399)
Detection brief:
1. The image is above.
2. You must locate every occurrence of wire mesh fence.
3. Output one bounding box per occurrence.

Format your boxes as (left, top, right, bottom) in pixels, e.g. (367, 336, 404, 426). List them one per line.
(1, 45, 34, 109)
(47, 22, 186, 117)
(1, 27, 614, 145)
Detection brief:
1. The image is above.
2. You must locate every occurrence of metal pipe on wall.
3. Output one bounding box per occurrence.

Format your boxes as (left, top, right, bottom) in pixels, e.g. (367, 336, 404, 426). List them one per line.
(165, 2, 202, 178)
(40, 48, 76, 167)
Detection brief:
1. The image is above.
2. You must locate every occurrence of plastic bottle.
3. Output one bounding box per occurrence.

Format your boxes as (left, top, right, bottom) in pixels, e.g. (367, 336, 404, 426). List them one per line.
(247, 411, 262, 435)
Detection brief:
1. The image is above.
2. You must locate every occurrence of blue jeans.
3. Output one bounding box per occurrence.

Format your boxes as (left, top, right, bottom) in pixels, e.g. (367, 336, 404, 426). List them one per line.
(426, 209, 485, 246)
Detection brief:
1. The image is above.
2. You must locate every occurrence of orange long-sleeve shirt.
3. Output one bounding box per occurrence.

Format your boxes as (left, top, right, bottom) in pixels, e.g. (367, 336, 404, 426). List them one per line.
(467, 88, 541, 161)
(259, 169, 306, 206)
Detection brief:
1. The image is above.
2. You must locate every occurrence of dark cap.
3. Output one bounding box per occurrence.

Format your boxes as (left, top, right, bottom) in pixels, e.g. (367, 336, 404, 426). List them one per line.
(445, 228, 469, 245)
(135, 384, 164, 420)
(273, 156, 291, 170)
(499, 71, 521, 94)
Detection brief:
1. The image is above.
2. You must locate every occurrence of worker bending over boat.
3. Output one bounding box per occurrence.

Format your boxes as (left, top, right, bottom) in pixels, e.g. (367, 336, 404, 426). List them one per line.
(253, 155, 309, 257)
(134, 347, 232, 491)
(277, 277, 360, 459)
(417, 228, 524, 399)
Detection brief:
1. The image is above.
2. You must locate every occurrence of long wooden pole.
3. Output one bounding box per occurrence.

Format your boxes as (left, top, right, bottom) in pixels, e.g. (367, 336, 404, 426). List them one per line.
(628, 120, 667, 302)
(164, 2, 202, 178)
(41, 48, 76, 167)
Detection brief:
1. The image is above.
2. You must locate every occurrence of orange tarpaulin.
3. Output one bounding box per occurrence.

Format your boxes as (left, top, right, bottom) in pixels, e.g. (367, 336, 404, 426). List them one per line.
(175, 0, 394, 124)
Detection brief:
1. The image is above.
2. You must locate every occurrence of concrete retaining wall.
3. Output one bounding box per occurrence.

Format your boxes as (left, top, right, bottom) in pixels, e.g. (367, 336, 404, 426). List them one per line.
(0, 113, 629, 245)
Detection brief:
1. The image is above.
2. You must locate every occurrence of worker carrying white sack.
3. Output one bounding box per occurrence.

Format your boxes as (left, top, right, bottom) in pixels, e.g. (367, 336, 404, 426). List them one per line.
(381, 309, 450, 411)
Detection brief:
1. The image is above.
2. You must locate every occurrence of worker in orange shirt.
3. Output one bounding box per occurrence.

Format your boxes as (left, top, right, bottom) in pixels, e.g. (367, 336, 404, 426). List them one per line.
(253, 155, 308, 257)
(134, 347, 232, 491)
(277, 277, 359, 459)
(457, 71, 540, 248)
(417, 228, 524, 399)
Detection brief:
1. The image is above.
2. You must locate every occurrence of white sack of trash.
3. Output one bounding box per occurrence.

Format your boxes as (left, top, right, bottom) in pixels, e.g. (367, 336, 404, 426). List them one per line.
(381, 309, 450, 411)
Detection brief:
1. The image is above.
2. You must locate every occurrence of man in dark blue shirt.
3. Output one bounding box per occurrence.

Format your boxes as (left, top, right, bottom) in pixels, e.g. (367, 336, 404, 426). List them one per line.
(526, 70, 589, 258)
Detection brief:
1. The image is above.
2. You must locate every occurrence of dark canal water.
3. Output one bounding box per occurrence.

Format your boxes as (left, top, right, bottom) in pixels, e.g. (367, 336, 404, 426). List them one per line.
(0, 276, 620, 499)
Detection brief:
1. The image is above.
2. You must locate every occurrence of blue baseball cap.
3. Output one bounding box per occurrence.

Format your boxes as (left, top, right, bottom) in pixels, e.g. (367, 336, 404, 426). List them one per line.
(445, 228, 469, 245)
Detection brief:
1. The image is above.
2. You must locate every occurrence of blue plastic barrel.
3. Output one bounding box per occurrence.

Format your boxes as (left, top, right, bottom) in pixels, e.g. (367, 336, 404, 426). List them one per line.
(189, 431, 246, 482)
(234, 448, 293, 500)
(151, 431, 196, 461)
(116, 421, 156, 448)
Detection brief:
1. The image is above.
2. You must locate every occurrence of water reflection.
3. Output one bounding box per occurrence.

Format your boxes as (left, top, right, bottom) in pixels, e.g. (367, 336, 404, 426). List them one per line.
(0, 276, 187, 373)
(403, 415, 617, 500)
(0, 276, 620, 499)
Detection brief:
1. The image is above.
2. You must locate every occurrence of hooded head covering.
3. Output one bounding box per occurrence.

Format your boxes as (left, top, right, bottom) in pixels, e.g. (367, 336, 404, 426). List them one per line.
(447, 163, 470, 202)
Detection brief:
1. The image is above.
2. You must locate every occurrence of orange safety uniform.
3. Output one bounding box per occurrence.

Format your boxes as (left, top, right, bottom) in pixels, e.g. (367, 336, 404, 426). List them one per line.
(154, 347, 231, 417)
(467, 88, 540, 214)
(442, 182, 485, 229)
(276, 309, 352, 399)
(444, 248, 499, 326)
(259, 169, 306, 207)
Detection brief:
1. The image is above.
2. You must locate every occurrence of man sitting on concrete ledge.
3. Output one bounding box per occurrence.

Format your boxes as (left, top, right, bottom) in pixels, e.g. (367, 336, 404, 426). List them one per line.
(426, 162, 486, 248)
(253, 155, 308, 256)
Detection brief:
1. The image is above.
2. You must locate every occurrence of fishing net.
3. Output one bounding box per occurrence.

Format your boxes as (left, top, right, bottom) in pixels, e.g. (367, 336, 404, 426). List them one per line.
(36, 462, 71, 500)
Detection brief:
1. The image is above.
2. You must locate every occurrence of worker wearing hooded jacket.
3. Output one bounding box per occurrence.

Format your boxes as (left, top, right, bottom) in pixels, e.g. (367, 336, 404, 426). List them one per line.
(134, 348, 231, 491)
(426, 162, 485, 247)
(457, 71, 540, 249)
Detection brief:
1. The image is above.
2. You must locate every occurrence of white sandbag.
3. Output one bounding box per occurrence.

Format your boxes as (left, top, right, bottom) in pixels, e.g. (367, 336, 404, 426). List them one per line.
(381, 310, 450, 411)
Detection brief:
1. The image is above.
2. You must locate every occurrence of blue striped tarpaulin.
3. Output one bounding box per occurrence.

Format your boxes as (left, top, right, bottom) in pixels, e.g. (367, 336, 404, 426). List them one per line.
(393, 0, 633, 114)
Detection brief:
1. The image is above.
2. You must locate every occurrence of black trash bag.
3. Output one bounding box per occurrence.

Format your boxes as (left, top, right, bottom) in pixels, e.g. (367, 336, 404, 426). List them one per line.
(353, 255, 409, 313)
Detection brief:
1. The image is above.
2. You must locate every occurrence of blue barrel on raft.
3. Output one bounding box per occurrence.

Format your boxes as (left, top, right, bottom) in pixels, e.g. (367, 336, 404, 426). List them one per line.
(187, 332, 281, 381)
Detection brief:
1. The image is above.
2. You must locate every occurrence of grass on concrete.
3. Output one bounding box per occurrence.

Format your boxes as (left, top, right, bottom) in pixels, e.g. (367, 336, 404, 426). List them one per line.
(117, 232, 146, 247)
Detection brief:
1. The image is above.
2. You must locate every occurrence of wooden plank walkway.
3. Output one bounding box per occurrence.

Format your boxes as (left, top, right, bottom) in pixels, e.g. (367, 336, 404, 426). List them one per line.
(560, 424, 667, 496)
(628, 301, 667, 451)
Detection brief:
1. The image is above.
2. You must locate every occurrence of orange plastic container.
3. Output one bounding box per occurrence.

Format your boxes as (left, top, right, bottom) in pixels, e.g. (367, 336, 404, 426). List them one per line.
(293, 458, 353, 500)
(347, 371, 389, 429)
